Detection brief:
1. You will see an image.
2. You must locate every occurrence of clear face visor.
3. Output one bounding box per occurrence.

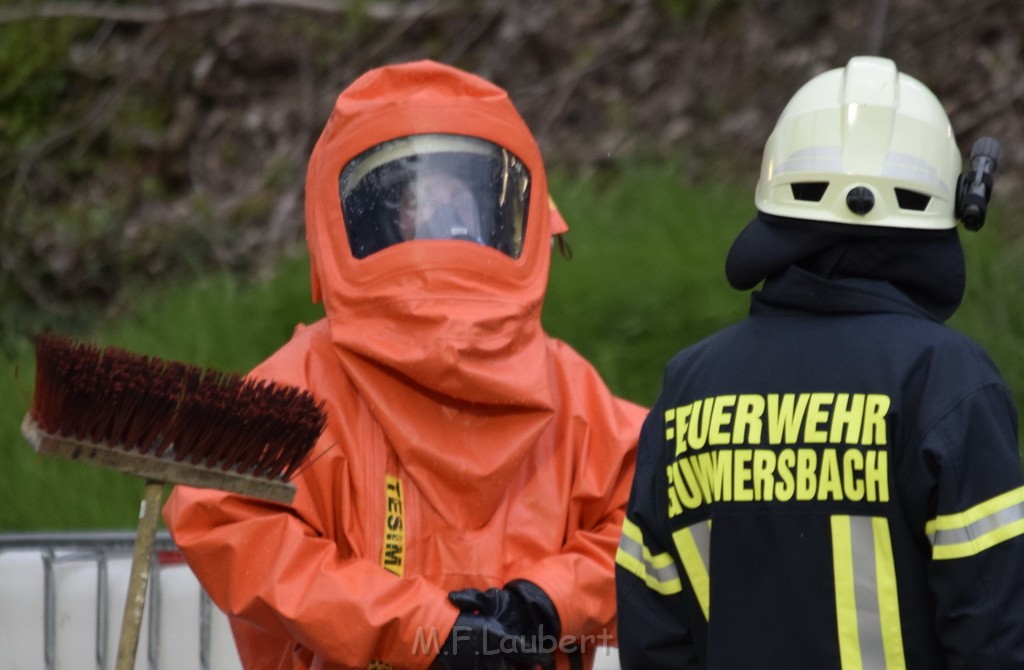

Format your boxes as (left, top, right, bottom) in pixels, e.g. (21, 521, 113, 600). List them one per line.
(339, 134, 531, 259)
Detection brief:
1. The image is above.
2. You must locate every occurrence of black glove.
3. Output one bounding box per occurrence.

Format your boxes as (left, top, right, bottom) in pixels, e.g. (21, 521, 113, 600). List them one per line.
(436, 580, 560, 669)
(450, 580, 561, 643)
(430, 609, 525, 670)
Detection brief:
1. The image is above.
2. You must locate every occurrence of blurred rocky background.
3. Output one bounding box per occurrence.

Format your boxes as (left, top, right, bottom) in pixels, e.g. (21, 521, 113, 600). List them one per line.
(2, 0, 1022, 349)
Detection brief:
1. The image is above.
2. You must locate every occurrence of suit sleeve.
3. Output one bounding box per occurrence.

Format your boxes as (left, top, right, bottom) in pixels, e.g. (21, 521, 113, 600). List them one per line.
(163, 478, 458, 669)
(162, 335, 458, 670)
(510, 393, 645, 646)
(615, 395, 702, 669)
(504, 344, 648, 654)
(910, 382, 1024, 668)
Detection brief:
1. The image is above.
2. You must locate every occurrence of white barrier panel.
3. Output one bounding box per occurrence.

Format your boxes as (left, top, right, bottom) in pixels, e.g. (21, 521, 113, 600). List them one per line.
(0, 533, 621, 669)
(594, 645, 621, 669)
(0, 539, 241, 670)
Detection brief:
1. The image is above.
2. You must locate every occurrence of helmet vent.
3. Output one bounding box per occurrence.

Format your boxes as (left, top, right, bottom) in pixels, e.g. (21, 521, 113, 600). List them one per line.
(894, 188, 931, 211)
(790, 182, 829, 202)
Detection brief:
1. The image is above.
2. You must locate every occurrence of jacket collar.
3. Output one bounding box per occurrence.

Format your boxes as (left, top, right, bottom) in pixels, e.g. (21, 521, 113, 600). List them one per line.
(750, 265, 944, 323)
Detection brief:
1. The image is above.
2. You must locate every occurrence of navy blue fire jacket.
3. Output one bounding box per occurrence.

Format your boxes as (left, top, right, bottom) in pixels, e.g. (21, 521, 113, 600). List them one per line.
(616, 266, 1024, 669)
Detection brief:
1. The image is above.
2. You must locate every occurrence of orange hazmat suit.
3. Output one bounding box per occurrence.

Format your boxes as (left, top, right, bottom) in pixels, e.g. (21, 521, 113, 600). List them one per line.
(163, 60, 645, 670)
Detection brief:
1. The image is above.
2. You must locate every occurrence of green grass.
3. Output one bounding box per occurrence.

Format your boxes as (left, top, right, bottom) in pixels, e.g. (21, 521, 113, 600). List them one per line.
(1, 162, 1022, 530)
(544, 163, 751, 404)
(951, 215, 1024, 416)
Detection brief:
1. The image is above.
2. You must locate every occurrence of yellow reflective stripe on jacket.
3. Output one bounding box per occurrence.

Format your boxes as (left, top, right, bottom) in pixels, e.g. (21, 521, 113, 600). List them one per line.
(672, 521, 711, 620)
(617, 518, 682, 595)
(831, 515, 905, 670)
(925, 485, 1024, 560)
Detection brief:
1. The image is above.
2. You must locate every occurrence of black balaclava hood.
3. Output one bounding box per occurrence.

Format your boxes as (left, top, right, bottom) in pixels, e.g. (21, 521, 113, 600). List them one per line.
(726, 211, 966, 322)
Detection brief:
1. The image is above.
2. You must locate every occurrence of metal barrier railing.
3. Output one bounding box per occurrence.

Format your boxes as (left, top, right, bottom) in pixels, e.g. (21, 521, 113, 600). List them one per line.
(0, 531, 219, 670)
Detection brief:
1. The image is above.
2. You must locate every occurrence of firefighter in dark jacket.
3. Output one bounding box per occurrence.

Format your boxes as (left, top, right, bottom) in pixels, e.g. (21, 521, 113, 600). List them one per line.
(616, 55, 1024, 669)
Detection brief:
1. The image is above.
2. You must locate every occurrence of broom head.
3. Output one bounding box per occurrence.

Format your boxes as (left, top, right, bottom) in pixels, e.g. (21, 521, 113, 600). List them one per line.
(22, 334, 327, 503)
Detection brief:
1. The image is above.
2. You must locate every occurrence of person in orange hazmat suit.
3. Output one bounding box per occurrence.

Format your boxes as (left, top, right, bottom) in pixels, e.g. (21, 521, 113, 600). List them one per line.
(162, 59, 646, 670)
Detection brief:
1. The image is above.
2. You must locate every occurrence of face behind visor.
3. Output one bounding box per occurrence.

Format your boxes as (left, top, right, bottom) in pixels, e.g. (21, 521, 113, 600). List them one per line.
(339, 134, 531, 259)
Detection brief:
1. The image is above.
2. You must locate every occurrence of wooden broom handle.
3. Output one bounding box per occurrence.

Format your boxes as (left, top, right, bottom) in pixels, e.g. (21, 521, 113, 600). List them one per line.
(116, 479, 164, 670)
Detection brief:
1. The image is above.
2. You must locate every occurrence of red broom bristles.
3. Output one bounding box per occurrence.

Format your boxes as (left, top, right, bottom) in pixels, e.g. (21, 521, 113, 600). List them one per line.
(30, 333, 327, 481)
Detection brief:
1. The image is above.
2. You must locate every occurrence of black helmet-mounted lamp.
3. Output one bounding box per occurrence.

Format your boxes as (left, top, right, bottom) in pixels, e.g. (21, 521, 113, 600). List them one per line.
(956, 137, 1001, 231)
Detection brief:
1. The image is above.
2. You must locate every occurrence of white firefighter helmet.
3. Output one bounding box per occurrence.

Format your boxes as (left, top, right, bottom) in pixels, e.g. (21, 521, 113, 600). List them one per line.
(754, 56, 962, 229)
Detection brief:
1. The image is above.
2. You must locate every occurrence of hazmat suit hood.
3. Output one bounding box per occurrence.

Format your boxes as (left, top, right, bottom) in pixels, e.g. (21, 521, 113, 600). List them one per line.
(304, 60, 557, 528)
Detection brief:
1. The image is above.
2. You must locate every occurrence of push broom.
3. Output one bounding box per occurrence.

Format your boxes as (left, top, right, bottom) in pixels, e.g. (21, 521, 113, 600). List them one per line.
(21, 333, 327, 670)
